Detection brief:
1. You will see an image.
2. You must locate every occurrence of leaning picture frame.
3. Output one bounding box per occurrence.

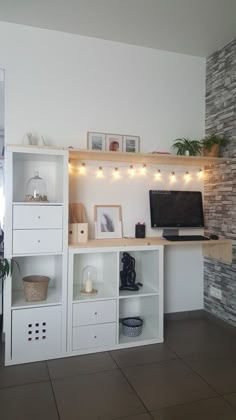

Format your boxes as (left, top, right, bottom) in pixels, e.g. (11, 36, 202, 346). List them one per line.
(87, 132, 106, 151)
(122, 135, 140, 153)
(94, 205, 123, 239)
(106, 134, 123, 152)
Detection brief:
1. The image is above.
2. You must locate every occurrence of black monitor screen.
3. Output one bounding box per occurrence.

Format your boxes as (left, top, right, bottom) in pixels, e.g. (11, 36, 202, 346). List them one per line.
(149, 190, 204, 228)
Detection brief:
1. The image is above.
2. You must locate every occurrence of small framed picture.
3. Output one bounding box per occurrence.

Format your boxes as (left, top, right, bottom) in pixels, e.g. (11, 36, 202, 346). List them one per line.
(87, 132, 106, 151)
(106, 134, 123, 152)
(122, 135, 140, 153)
(94, 205, 123, 239)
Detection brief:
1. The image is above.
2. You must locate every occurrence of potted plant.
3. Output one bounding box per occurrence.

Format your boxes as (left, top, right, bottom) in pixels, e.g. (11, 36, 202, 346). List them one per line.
(0, 257, 12, 280)
(201, 134, 230, 157)
(171, 138, 202, 156)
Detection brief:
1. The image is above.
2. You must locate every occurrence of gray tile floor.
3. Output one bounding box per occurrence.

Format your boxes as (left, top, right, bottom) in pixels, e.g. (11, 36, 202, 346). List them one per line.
(1, 317, 236, 419)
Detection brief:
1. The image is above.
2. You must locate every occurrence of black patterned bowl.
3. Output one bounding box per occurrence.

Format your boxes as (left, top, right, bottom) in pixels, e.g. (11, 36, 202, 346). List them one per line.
(121, 317, 143, 337)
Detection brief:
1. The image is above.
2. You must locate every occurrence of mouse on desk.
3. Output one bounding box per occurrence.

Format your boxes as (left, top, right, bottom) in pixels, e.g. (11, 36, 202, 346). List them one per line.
(209, 234, 219, 240)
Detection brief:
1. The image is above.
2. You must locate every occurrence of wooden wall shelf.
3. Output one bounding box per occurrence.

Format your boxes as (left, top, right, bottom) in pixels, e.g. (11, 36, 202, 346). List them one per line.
(70, 238, 232, 264)
(69, 149, 229, 167)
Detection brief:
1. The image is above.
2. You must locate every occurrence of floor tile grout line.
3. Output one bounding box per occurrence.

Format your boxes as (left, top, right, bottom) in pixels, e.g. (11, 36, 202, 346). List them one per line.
(221, 394, 236, 414)
(46, 360, 61, 420)
(0, 377, 52, 391)
(177, 355, 223, 398)
(118, 363, 153, 417)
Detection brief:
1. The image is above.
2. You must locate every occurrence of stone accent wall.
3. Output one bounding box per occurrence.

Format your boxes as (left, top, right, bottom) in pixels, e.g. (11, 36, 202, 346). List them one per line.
(205, 38, 236, 326)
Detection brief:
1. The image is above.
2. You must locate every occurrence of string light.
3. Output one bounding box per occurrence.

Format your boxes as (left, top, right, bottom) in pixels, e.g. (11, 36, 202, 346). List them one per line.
(79, 162, 86, 174)
(96, 166, 103, 178)
(184, 171, 191, 182)
(113, 167, 120, 179)
(155, 169, 161, 180)
(76, 162, 204, 181)
(140, 163, 147, 175)
(128, 165, 135, 176)
(170, 171, 176, 182)
(198, 169, 203, 179)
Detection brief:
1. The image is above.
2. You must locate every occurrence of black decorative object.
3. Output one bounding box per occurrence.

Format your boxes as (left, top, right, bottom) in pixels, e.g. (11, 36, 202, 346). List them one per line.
(119, 252, 143, 291)
(135, 223, 145, 238)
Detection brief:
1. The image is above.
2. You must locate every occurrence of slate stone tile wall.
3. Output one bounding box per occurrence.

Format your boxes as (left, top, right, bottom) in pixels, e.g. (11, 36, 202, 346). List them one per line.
(205, 38, 236, 326)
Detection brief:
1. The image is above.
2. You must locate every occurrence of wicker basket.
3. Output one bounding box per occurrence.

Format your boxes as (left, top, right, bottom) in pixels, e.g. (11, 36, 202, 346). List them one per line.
(23, 275, 50, 302)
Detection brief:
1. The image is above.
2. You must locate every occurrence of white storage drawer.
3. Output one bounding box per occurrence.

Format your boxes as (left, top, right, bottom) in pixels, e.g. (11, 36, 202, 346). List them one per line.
(73, 300, 116, 326)
(13, 205, 63, 229)
(12, 306, 62, 362)
(72, 323, 116, 350)
(13, 229, 62, 254)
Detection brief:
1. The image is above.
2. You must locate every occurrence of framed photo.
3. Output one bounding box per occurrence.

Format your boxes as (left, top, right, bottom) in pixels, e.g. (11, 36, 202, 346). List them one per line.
(122, 135, 140, 153)
(94, 205, 122, 239)
(106, 134, 122, 152)
(87, 132, 106, 151)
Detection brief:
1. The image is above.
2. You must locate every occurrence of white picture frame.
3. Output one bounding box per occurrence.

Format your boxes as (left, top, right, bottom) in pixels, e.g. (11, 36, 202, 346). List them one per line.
(87, 132, 106, 151)
(106, 134, 123, 152)
(94, 205, 122, 239)
(122, 135, 140, 153)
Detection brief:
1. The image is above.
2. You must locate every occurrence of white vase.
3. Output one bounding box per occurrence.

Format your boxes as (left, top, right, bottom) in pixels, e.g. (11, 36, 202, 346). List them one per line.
(185, 150, 190, 156)
(22, 133, 32, 145)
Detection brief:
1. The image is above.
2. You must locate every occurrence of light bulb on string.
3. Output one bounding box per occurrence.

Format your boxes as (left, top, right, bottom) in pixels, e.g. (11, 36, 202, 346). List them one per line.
(155, 169, 161, 180)
(140, 163, 147, 175)
(96, 166, 104, 178)
(79, 162, 86, 175)
(198, 169, 203, 179)
(184, 171, 191, 182)
(113, 167, 120, 179)
(170, 171, 176, 182)
(128, 165, 135, 176)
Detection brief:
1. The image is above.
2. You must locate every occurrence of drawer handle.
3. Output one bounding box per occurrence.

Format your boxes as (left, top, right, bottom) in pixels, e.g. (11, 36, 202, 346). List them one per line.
(94, 335, 97, 339)
(94, 312, 97, 315)
(37, 216, 41, 219)
(37, 240, 41, 243)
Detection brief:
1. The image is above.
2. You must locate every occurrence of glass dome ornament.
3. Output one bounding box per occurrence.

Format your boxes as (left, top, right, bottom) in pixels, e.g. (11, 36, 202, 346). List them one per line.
(81, 265, 98, 295)
(25, 171, 48, 202)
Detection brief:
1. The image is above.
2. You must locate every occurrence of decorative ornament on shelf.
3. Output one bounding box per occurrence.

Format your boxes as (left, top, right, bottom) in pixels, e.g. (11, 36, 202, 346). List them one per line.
(81, 265, 98, 295)
(201, 134, 230, 157)
(25, 171, 48, 202)
(21, 133, 32, 145)
(171, 137, 202, 156)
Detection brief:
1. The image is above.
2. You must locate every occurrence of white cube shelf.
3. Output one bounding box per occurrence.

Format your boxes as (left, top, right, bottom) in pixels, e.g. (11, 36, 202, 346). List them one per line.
(12, 306, 62, 363)
(68, 245, 163, 355)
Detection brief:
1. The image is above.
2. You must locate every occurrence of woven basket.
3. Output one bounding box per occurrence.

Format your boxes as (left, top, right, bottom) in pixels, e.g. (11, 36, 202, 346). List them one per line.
(23, 275, 50, 302)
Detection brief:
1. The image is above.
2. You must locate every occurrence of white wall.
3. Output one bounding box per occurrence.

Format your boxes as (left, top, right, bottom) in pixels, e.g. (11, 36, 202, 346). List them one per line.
(0, 21, 206, 313)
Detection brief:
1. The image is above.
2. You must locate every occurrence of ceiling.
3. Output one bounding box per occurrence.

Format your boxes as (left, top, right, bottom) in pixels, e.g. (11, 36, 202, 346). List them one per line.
(1, 0, 236, 57)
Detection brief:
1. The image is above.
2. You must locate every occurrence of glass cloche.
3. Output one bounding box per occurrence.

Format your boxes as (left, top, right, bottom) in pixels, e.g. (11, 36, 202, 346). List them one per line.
(81, 265, 98, 294)
(25, 171, 48, 202)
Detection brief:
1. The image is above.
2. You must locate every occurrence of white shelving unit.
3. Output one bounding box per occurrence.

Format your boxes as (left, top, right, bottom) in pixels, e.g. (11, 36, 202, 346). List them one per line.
(67, 245, 163, 355)
(4, 145, 68, 365)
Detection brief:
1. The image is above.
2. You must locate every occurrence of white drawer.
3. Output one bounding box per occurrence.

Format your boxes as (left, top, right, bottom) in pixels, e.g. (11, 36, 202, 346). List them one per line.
(13, 205, 63, 229)
(72, 323, 117, 350)
(73, 300, 116, 327)
(13, 229, 62, 254)
(12, 306, 62, 363)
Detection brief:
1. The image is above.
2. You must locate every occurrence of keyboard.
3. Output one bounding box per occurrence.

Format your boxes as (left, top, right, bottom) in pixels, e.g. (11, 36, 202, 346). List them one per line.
(163, 235, 209, 241)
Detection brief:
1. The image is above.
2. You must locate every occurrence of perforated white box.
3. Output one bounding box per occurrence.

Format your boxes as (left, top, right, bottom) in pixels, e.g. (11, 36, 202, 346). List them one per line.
(12, 306, 62, 363)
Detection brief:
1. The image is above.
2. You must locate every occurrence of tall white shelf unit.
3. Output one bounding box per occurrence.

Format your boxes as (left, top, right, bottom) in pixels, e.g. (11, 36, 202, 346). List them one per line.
(4, 145, 68, 365)
(67, 245, 164, 355)
(3, 145, 232, 365)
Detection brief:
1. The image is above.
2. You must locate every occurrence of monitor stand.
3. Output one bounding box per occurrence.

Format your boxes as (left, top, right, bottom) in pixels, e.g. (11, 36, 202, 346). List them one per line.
(162, 228, 179, 238)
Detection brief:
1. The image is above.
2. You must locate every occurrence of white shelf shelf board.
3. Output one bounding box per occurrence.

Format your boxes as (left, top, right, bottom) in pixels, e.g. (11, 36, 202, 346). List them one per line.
(13, 202, 64, 206)
(119, 284, 159, 299)
(12, 288, 62, 309)
(73, 285, 117, 302)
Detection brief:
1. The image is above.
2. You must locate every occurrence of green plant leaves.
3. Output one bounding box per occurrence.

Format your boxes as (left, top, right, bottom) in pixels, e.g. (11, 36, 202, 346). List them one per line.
(171, 138, 202, 156)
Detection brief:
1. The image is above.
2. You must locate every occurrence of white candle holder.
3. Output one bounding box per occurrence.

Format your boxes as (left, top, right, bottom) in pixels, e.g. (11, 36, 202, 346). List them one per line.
(81, 265, 98, 295)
